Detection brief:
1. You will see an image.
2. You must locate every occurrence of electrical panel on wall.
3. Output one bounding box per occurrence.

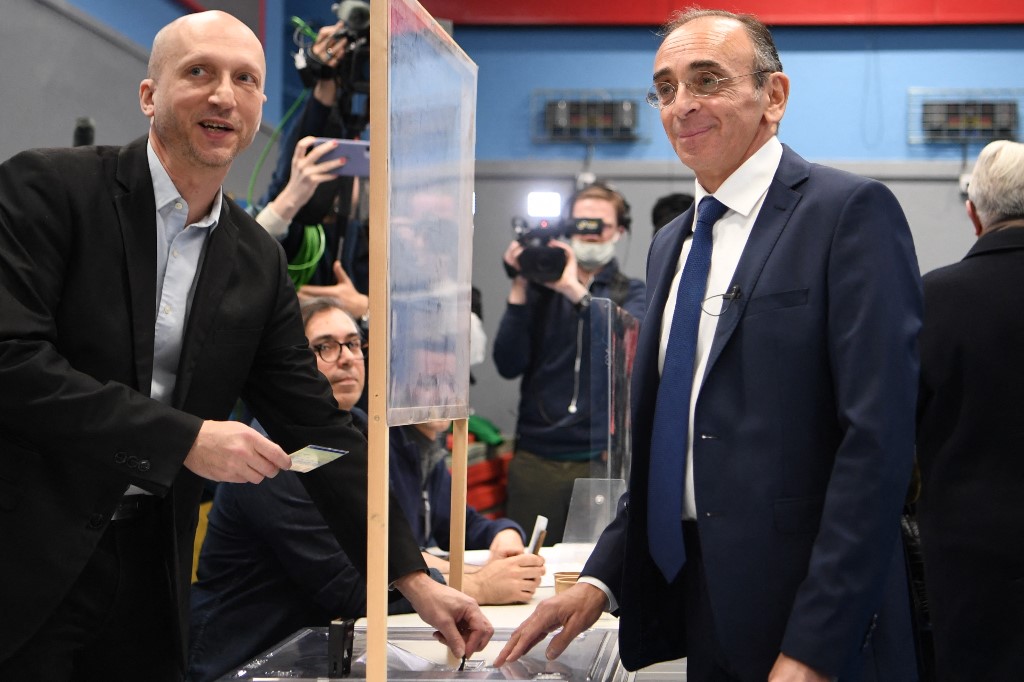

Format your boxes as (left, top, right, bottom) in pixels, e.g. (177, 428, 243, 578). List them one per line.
(532, 89, 645, 143)
(908, 87, 1023, 145)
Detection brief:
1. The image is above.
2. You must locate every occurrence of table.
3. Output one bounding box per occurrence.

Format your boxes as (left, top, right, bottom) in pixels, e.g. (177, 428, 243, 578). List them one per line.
(216, 542, 684, 680)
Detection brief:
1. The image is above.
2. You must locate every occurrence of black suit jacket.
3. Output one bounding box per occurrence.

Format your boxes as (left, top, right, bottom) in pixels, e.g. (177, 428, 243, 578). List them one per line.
(917, 225, 1024, 680)
(584, 145, 922, 680)
(0, 138, 425, 665)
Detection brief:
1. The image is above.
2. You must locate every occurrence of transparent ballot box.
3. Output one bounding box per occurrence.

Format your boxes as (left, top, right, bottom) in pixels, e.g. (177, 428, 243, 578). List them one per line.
(217, 625, 632, 681)
(588, 297, 639, 482)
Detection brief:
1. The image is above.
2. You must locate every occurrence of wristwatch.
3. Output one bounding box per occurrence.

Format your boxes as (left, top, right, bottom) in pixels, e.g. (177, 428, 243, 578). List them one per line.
(574, 292, 592, 313)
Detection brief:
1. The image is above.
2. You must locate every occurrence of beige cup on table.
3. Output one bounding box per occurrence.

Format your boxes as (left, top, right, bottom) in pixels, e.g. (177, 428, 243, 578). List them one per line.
(553, 571, 581, 594)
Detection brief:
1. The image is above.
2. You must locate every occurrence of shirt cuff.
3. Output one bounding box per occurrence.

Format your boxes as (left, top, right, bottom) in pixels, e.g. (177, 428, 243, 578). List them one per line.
(577, 576, 616, 612)
(255, 204, 290, 238)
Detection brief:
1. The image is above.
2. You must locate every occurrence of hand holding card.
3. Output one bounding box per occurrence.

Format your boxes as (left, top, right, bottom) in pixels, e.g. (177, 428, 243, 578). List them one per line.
(289, 444, 348, 473)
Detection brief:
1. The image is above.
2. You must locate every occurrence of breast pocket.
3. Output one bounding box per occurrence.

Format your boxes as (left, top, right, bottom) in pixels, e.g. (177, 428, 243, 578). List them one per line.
(744, 288, 809, 317)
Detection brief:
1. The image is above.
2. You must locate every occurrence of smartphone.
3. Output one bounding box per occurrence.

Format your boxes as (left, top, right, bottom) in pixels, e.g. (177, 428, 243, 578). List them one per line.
(311, 137, 370, 177)
(527, 515, 548, 554)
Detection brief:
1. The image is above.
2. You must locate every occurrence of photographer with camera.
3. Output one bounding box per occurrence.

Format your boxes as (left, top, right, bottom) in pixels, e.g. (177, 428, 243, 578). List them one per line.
(254, 2, 371, 318)
(493, 183, 646, 545)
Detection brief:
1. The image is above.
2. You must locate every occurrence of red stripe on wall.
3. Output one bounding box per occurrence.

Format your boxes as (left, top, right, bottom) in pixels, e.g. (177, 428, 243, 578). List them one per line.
(419, 0, 1024, 26)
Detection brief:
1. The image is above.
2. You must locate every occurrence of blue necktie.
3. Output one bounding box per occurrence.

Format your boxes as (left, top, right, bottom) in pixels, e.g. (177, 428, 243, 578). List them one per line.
(648, 196, 729, 583)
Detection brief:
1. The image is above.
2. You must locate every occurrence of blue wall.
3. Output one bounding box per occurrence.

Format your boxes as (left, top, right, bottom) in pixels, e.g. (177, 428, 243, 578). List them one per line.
(455, 24, 1024, 163)
(72, 0, 1024, 163)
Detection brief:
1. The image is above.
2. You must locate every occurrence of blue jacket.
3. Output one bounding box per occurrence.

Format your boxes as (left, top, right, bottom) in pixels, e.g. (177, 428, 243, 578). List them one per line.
(187, 412, 523, 682)
(584, 146, 920, 679)
(492, 258, 645, 457)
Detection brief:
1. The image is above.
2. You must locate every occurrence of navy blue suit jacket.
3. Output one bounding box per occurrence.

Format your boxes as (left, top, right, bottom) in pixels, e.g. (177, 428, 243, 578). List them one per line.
(584, 145, 922, 680)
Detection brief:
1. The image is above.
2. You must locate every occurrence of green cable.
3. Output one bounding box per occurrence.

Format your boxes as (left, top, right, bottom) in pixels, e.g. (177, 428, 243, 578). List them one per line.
(246, 14, 321, 206)
(246, 88, 312, 209)
(245, 88, 321, 291)
(287, 224, 326, 289)
(245, 29, 328, 291)
(289, 16, 319, 41)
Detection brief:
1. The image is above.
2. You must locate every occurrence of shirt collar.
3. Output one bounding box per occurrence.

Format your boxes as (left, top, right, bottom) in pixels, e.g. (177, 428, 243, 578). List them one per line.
(146, 141, 223, 229)
(693, 135, 783, 219)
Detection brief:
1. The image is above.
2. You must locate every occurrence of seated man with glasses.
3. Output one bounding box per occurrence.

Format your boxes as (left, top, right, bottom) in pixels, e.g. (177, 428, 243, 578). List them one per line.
(187, 297, 544, 682)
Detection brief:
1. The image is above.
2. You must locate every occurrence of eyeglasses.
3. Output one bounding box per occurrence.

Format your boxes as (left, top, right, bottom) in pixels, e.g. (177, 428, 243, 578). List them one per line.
(701, 285, 742, 317)
(645, 71, 771, 109)
(311, 337, 365, 363)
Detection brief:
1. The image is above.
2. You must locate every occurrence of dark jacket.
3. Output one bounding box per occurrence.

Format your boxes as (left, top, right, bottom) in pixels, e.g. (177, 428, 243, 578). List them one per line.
(261, 97, 366, 291)
(584, 146, 921, 679)
(187, 412, 522, 682)
(492, 259, 645, 457)
(0, 139, 424, 669)
(916, 224, 1024, 680)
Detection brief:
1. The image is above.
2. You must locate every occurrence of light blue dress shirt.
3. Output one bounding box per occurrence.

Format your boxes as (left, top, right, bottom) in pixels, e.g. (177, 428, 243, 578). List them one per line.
(125, 143, 222, 497)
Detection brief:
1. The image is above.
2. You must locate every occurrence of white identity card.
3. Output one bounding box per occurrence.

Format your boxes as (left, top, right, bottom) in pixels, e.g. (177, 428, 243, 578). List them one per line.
(289, 444, 348, 473)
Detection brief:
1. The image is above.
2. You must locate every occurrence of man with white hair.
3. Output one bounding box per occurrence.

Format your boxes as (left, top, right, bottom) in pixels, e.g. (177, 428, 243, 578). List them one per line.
(917, 139, 1024, 680)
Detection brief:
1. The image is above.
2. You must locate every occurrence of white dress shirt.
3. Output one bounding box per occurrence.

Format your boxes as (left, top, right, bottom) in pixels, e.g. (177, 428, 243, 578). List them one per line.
(581, 138, 784, 611)
(658, 136, 783, 519)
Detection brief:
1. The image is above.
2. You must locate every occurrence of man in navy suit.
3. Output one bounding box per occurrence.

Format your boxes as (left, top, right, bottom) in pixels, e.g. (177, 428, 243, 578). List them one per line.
(496, 9, 921, 681)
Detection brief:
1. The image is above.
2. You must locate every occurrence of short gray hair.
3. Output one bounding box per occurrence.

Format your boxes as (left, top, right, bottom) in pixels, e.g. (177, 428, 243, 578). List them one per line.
(661, 7, 783, 93)
(968, 140, 1024, 229)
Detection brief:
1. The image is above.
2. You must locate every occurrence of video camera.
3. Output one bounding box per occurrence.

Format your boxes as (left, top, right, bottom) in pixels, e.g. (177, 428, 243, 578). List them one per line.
(332, 0, 370, 42)
(295, 0, 371, 136)
(506, 217, 606, 282)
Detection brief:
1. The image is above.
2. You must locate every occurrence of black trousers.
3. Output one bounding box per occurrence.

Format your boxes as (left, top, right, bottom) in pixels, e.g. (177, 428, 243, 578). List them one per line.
(0, 501, 182, 682)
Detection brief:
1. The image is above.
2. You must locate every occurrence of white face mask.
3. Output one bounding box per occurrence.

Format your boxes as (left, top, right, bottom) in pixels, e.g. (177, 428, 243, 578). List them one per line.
(571, 234, 618, 270)
(469, 312, 487, 366)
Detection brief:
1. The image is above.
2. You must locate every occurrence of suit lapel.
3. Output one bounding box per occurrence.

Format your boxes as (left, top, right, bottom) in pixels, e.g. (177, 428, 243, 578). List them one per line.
(172, 203, 239, 406)
(114, 139, 158, 394)
(630, 208, 695, 462)
(701, 146, 810, 382)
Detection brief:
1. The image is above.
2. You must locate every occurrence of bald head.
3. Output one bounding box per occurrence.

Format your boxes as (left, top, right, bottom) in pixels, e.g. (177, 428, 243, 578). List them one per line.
(148, 11, 265, 82)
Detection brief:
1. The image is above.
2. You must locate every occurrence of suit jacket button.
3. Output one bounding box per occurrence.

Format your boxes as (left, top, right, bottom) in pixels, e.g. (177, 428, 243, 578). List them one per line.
(87, 513, 105, 529)
(127, 455, 139, 469)
(138, 460, 151, 472)
(114, 451, 127, 465)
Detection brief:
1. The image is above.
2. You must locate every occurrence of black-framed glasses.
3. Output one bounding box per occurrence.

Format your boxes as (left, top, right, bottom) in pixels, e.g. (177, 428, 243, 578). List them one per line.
(700, 285, 742, 317)
(311, 337, 365, 363)
(645, 71, 771, 109)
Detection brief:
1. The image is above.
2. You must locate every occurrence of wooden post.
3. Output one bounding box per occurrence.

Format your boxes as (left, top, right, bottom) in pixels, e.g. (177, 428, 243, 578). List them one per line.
(446, 417, 469, 669)
(365, 0, 390, 678)
(448, 417, 469, 591)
